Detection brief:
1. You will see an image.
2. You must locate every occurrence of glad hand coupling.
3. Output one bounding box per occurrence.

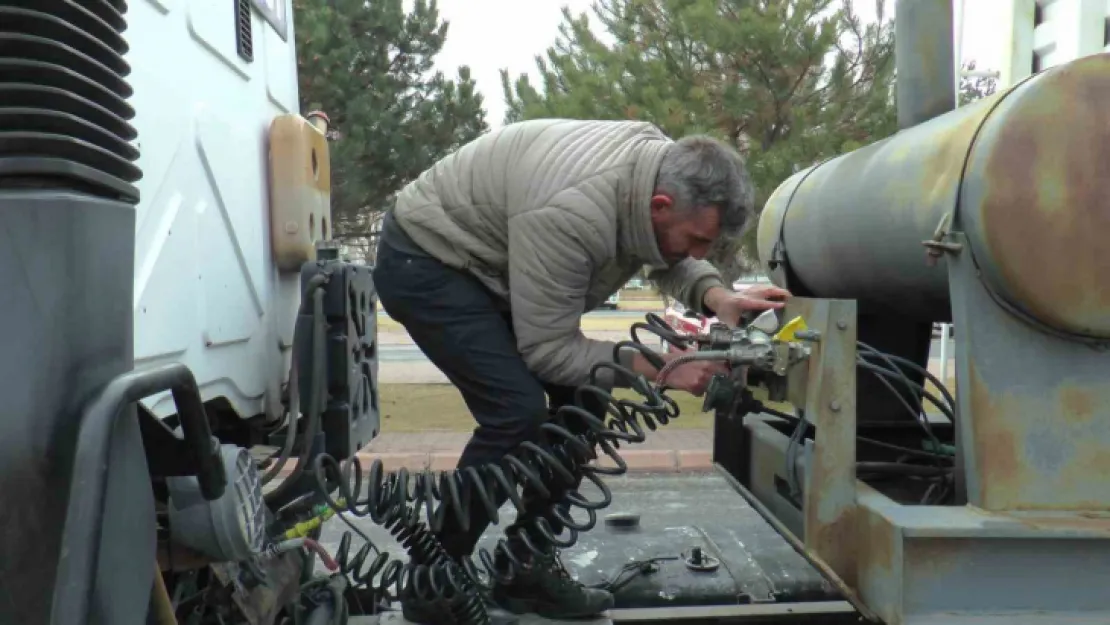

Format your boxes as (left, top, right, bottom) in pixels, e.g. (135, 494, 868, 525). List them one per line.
(690, 310, 813, 415)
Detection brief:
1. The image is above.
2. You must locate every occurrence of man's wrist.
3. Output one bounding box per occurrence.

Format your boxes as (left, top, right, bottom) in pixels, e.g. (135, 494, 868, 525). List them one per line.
(702, 285, 731, 313)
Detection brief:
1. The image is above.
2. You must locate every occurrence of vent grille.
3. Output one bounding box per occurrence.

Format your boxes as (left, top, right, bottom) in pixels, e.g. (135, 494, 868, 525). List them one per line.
(236, 0, 253, 62)
(0, 0, 141, 203)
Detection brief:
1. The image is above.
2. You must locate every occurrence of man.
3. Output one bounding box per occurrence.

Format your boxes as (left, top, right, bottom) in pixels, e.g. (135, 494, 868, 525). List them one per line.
(372, 119, 790, 622)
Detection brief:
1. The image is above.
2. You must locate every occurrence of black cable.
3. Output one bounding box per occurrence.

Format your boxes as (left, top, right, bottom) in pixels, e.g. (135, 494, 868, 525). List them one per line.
(335, 509, 376, 553)
(856, 462, 950, 478)
(614, 338, 668, 373)
(305, 318, 687, 624)
(265, 285, 328, 504)
(630, 313, 691, 351)
(856, 359, 946, 465)
(854, 343, 955, 419)
(304, 314, 961, 622)
(760, 405, 950, 462)
(858, 437, 950, 462)
(262, 274, 329, 485)
(262, 348, 301, 485)
(857, 360, 955, 424)
(784, 408, 807, 501)
(589, 556, 677, 593)
(857, 344, 956, 413)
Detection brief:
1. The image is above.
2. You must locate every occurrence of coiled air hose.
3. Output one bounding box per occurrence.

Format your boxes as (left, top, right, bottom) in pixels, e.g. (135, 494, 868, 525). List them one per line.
(306, 315, 690, 624)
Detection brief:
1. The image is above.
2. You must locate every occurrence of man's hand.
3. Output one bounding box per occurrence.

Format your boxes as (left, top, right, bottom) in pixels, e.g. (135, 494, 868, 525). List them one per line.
(663, 358, 729, 396)
(703, 285, 792, 328)
(629, 350, 728, 396)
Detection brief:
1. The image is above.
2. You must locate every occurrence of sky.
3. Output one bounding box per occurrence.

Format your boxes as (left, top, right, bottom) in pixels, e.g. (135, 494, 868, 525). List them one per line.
(422, 0, 1009, 127)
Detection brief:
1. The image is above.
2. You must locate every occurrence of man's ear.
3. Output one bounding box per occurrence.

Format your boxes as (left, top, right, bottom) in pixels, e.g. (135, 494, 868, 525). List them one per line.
(650, 194, 674, 214)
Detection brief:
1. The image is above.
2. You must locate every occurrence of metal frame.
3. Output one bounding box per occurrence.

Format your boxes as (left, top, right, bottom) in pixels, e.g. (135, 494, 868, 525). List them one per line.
(727, 296, 1110, 625)
(251, 0, 290, 41)
(51, 364, 227, 625)
(363, 601, 860, 624)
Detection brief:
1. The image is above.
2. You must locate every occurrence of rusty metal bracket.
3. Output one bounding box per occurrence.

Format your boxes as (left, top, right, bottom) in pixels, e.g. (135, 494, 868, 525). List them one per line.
(923, 213, 964, 267)
(779, 299, 860, 588)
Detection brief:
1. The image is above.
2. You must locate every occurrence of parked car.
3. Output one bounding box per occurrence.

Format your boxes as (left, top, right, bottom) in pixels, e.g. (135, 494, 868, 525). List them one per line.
(660, 303, 714, 352)
(932, 323, 955, 339)
(599, 291, 620, 310)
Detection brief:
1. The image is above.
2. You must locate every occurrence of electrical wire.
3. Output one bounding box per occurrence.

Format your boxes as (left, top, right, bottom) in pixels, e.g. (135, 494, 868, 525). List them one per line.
(265, 281, 328, 504)
(289, 312, 957, 622)
(857, 359, 955, 423)
(784, 408, 807, 502)
(856, 342, 956, 414)
(655, 350, 730, 386)
(304, 325, 684, 624)
(630, 312, 693, 350)
(261, 339, 302, 485)
(588, 556, 678, 594)
(855, 359, 945, 458)
(261, 274, 328, 486)
(855, 462, 950, 478)
(760, 405, 950, 463)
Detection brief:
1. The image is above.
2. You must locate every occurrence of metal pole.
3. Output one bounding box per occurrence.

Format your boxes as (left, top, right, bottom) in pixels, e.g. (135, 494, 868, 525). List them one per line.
(955, 0, 966, 95)
(939, 323, 950, 389)
(895, 0, 957, 129)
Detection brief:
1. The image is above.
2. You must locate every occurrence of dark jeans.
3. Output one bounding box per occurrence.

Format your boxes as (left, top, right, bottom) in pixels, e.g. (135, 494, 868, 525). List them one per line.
(372, 239, 601, 560)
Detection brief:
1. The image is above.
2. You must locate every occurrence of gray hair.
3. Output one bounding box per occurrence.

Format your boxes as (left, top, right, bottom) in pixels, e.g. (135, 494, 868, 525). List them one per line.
(654, 135, 755, 234)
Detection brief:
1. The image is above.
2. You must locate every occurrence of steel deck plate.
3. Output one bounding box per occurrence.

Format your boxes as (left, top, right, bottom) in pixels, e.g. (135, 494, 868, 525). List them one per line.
(319, 470, 842, 613)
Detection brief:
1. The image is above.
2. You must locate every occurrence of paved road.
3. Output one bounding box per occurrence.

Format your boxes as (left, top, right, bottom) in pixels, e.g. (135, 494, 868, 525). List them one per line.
(380, 344, 425, 362)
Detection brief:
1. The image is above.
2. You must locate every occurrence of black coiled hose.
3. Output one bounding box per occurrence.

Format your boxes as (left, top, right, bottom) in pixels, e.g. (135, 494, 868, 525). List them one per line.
(311, 316, 689, 624)
(329, 477, 487, 623)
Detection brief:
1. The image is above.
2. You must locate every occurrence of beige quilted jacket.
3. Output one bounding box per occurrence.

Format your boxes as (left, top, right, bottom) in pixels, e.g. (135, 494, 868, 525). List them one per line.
(391, 119, 728, 387)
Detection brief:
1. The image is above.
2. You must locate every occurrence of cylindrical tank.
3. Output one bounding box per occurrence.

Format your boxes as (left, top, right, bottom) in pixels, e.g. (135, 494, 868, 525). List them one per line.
(758, 53, 1110, 339)
(0, 1, 146, 623)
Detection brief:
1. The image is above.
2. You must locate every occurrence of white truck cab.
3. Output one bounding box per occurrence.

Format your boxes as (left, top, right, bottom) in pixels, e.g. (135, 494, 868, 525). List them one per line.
(126, 0, 306, 423)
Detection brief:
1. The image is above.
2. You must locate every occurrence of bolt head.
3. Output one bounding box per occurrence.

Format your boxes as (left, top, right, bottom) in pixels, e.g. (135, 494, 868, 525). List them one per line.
(830, 400, 841, 412)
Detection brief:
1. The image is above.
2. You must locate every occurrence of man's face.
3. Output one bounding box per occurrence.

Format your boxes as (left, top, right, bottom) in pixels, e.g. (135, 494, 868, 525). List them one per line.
(649, 194, 721, 265)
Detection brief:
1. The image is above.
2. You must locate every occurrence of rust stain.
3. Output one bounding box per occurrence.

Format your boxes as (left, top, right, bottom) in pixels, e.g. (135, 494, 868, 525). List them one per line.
(903, 538, 961, 581)
(808, 507, 859, 588)
(854, 502, 895, 604)
(970, 361, 1110, 510)
(1059, 386, 1096, 424)
(1086, 449, 1110, 474)
(976, 55, 1110, 337)
(968, 361, 1024, 509)
(1065, 443, 1110, 510)
(798, 300, 860, 588)
(863, 513, 895, 574)
(918, 96, 997, 208)
(1010, 513, 1110, 535)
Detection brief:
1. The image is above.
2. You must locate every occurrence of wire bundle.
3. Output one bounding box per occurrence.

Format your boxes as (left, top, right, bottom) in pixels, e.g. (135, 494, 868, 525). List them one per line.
(306, 320, 682, 624)
(856, 341, 957, 504)
(779, 339, 959, 506)
(286, 310, 960, 623)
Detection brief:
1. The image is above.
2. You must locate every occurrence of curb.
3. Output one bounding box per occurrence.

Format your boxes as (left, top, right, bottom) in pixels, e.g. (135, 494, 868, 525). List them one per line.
(275, 449, 713, 477)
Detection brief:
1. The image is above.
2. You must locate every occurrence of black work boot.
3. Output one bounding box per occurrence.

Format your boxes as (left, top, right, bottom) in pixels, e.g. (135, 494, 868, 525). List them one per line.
(400, 584, 520, 625)
(400, 593, 457, 624)
(491, 549, 615, 619)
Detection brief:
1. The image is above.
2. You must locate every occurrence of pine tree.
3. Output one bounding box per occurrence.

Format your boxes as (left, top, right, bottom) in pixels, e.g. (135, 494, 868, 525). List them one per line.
(959, 60, 998, 104)
(500, 0, 898, 277)
(295, 0, 488, 243)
